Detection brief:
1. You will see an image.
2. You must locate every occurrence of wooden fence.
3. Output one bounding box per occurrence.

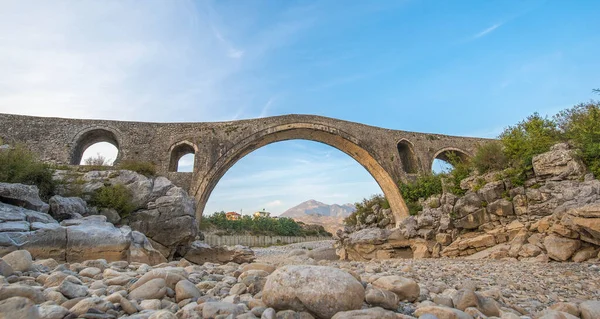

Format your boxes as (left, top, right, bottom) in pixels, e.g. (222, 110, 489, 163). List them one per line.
(203, 235, 332, 247)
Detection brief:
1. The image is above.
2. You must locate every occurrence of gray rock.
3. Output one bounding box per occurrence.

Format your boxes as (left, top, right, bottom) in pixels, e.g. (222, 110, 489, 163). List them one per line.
(0, 258, 14, 276)
(543, 234, 581, 261)
(63, 216, 130, 262)
(48, 195, 86, 221)
(202, 302, 245, 319)
(532, 143, 586, 181)
(0, 297, 40, 319)
(98, 208, 121, 224)
(183, 241, 255, 265)
(0, 221, 30, 232)
(1, 249, 33, 272)
(331, 307, 398, 319)
(59, 278, 88, 299)
(372, 275, 420, 302)
(129, 187, 197, 257)
(580, 300, 600, 319)
(0, 182, 49, 213)
(365, 286, 399, 310)
(262, 265, 364, 319)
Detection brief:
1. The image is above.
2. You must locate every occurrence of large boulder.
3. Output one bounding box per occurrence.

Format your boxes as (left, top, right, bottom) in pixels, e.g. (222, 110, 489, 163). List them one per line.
(181, 241, 255, 264)
(127, 230, 167, 265)
(129, 187, 197, 258)
(262, 265, 365, 319)
(371, 275, 420, 302)
(532, 143, 586, 181)
(48, 195, 86, 221)
(62, 216, 131, 262)
(543, 234, 581, 261)
(560, 203, 600, 245)
(1, 202, 165, 264)
(0, 182, 49, 213)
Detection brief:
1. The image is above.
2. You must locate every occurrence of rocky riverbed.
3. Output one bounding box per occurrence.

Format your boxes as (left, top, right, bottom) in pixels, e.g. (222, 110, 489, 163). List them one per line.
(1, 242, 599, 319)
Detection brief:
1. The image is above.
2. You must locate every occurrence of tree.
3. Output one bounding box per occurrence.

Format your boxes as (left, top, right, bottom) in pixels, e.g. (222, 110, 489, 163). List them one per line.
(84, 153, 110, 166)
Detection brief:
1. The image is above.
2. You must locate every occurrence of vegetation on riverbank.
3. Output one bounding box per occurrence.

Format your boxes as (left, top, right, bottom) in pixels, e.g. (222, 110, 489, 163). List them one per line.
(201, 211, 333, 237)
(348, 100, 600, 220)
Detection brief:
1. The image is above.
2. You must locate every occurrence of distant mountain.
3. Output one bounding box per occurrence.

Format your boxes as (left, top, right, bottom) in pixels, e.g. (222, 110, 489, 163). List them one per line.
(280, 200, 355, 234)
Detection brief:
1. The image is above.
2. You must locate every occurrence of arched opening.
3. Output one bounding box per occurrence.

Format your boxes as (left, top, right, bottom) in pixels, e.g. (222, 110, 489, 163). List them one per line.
(397, 139, 418, 174)
(71, 129, 120, 165)
(203, 140, 384, 218)
(81, 142, 119, 166)
(431, 148, 470, 174)
(169, 142, 196, 172)
(192, 123, 411, 226)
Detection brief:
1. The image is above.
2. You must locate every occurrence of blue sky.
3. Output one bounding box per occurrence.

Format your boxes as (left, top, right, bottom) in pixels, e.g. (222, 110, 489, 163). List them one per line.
(0, 0, 598, 215)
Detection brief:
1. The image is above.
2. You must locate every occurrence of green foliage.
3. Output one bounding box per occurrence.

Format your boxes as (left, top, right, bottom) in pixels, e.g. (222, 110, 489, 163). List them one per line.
(441, 152, 470, 196)
(471, 142, 508, 174)
(118, 160, 156, 176)
(0, 144, 56, 200)
(84, 153, 110, 166)
(344, 194, 389, 225)
(555, 101, 600, 178)
(201, 212, 331, 237)
(90, 184, 135, 218)
(398, 174, 442, 215)
(499, 113, 562, 173)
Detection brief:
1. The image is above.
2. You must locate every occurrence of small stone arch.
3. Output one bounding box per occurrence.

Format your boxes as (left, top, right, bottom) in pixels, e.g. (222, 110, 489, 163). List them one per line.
(397, 139, 419, 174)
(70, 127, 121, 165)
(431, 147, 471, 171)
(168, 141, 198, 172)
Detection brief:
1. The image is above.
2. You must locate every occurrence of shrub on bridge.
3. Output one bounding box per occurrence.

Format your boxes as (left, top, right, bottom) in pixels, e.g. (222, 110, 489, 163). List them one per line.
(0, 144, 56, 200)
(90, 184, 136, 218)
(118, 160, 156, 177)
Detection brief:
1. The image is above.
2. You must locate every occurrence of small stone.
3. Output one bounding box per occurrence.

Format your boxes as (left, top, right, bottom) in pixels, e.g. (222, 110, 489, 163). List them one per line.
(129, 278, 167, 300)
(364, 286, 399, 310)
(1, 250, 33, 272)
(175, 279, 201, 302)
(580, 301, 600, 319)
(38, 304, 69, 319)
(202, 301, 245, 318)
(0, 297, 40, 319)
(331, 307, 398, 319)
(59, 279, 88, 299)
(371, 275, 420, 302)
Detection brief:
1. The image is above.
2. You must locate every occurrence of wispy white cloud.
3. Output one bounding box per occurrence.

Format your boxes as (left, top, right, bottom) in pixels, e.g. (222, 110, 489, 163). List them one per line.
(472, 23, 503, 39)
(264, 200, 283, 208)
(259, 96, 278, 118)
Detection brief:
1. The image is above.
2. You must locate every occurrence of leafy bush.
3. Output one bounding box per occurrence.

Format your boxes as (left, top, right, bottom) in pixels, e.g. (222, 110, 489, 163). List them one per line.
(399, 174, 442, 215)
(0, 144, 56, 200)
(499, 113, 562, 172)
(440, 152, 470, 196)
(471, 142, 508, 174)
(555, 101, 600, 178)
(90, 184, 136, 218)
(344, 194, 389, 225)
(118, 160, 156, 176)
(84, 153, 110, 166)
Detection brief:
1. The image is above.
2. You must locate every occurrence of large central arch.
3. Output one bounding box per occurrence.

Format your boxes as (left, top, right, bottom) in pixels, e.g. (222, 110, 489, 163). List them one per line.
(192, 122, 410, 226)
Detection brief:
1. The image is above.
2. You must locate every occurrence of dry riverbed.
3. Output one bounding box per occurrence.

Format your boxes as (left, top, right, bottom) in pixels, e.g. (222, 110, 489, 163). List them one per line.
(0, 241, 599, 318)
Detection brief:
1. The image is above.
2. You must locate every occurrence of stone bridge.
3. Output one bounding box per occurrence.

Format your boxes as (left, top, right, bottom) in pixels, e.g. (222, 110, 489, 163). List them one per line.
(0, 113, 491, 225)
